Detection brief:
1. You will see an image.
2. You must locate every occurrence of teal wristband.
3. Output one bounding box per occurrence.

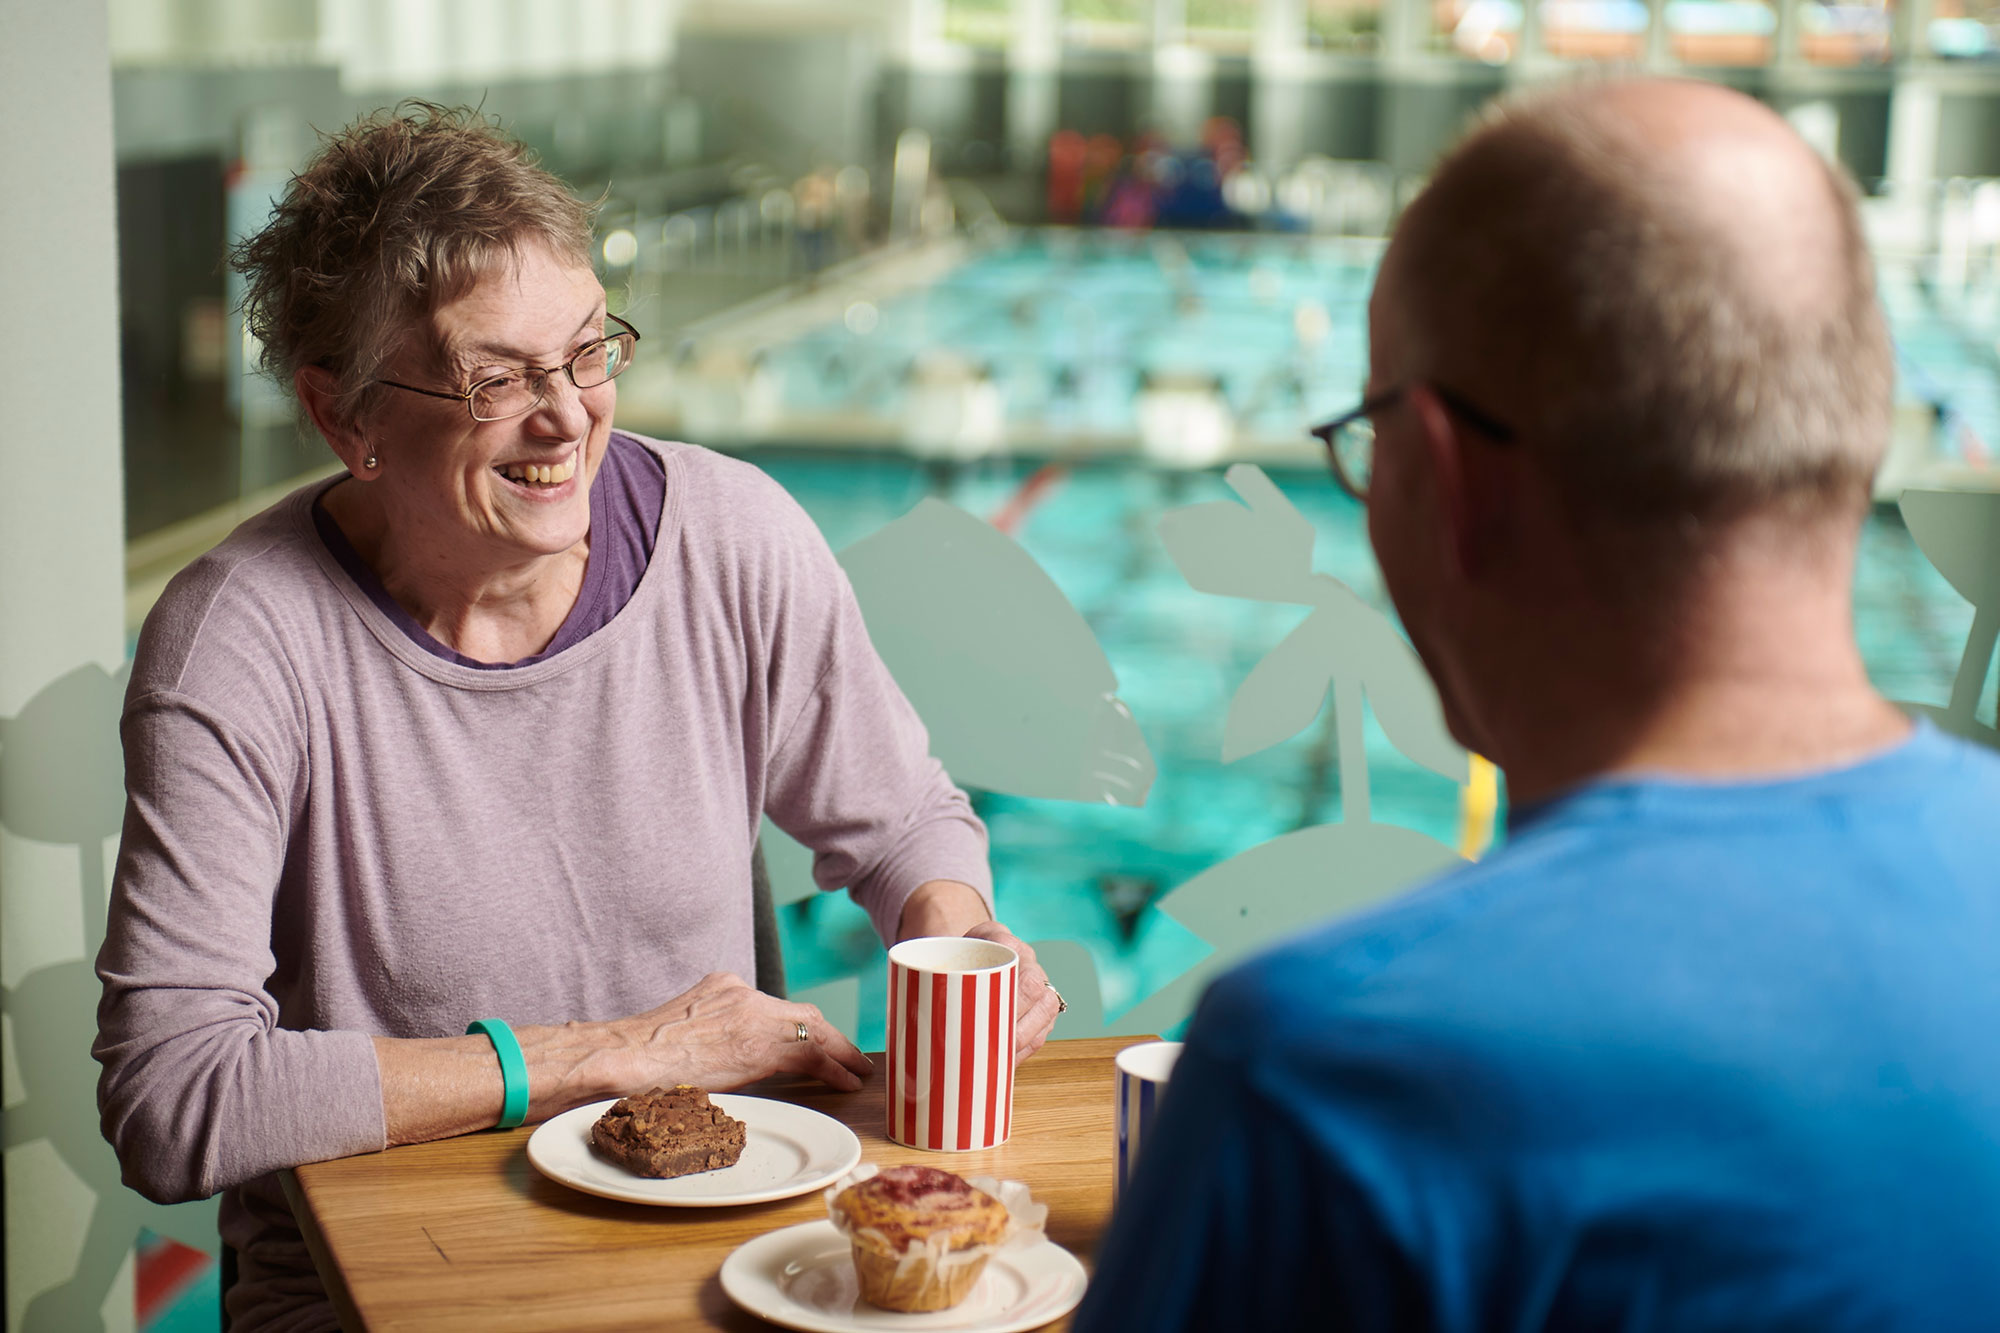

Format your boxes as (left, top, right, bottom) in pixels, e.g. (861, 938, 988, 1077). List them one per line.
(466, 1019, 530, 1130)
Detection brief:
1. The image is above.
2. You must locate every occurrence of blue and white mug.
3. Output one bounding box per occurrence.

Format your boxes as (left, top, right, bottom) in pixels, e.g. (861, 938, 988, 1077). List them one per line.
(1114, 1040, 1183, 1202)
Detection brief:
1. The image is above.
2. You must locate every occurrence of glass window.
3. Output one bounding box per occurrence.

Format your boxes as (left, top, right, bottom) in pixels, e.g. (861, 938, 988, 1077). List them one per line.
(1064, 0, 1153, 46)
(1186, 0, 1260, 48)
(944, 0, 1015, 46)
(1666, 0, 1775, 64)
(1929, 0, 2000, 57)
(1801, 0, 1894, 63)
(1542, 0, 1650, 59)
(1307, 0, 1386, 51)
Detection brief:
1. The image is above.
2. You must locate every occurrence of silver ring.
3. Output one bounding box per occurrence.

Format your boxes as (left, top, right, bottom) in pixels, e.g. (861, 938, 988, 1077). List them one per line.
(1046, 982, 1068, 1014)
(794, 1020, 812, 1043)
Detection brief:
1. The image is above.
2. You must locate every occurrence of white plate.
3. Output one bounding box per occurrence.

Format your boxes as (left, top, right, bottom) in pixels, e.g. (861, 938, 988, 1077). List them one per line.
(719, 1220, 1088, 1333)
(526, 1095, 862, 1207)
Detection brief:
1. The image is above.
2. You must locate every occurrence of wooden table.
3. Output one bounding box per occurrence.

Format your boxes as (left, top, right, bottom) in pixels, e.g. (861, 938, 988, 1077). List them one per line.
(284, 1036, 1147, 1331)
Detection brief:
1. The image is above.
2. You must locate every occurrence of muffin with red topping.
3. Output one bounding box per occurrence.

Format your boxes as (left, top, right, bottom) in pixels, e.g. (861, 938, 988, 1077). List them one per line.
(829, 1164, 1012, 1311)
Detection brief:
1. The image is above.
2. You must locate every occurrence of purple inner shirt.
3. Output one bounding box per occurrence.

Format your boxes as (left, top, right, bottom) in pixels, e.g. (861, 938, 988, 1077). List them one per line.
(311, 431, 666, 669)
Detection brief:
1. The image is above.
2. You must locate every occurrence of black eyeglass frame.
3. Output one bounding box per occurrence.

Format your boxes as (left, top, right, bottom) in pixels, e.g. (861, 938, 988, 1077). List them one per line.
(1310, 383, 1517, 503)
(375, 313, 642, 422)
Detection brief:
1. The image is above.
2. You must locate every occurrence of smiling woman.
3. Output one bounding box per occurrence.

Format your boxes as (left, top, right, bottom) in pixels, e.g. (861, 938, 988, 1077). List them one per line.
(92, 103, 1062, 1333)
(301, 242, 621, 663)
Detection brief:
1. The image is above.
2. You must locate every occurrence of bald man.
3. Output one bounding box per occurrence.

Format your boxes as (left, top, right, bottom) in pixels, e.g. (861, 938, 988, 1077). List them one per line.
(1076, 81, 2000, 1332)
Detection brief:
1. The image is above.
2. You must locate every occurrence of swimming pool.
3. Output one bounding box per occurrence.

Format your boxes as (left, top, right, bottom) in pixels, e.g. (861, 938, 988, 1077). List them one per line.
(764, 450, 1983, 1048)
(732, 231, 1992, 1048)
(733, 229, 1998, 469)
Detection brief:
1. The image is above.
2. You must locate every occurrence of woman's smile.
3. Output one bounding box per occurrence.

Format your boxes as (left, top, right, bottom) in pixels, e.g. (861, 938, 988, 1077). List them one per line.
(490, 445, 582, 497)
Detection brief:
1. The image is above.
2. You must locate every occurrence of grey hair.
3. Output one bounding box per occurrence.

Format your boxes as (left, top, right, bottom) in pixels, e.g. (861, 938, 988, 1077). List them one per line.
(230, 101, 599, 425)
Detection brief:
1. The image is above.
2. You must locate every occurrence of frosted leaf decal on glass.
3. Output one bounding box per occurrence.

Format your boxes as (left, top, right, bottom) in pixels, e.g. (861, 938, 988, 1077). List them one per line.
(0, 662, 130, 955)
(1161, 464, 1466, 785)
(761, 816, 821, 911)
(1084, 822, 1465, 1039)
(1046, 465, 1470, 1042)
(838, 497, 1156, 806)
(1896, 490, 2000, 750)
(2, 662, 221, 1333)
(1157, 464, 1324, 606)
(792, 975, 862, 1046)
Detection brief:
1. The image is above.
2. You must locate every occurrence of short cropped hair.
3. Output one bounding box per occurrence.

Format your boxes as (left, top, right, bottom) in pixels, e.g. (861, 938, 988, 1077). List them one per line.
(231, 102, 597, 423)
(1389, 85, 1893, 532)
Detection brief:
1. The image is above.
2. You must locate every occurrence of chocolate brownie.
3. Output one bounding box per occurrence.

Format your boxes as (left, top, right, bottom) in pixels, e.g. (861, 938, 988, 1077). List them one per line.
(590, 1085, 747, 1179)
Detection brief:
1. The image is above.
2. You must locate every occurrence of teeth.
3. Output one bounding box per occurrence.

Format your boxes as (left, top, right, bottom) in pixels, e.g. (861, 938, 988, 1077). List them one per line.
(494, 454, 576, 486)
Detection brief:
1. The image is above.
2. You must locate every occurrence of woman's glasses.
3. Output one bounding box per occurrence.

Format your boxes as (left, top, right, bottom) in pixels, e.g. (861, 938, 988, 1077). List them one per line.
(376, 314, 642, 422)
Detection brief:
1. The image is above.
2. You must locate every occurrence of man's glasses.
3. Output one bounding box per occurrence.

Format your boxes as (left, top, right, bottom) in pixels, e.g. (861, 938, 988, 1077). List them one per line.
(1310, 384, 1516, 503)
(376, 314, 641, 422)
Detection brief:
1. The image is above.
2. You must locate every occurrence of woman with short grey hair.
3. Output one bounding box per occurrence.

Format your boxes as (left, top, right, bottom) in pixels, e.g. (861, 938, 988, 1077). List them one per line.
(95, 103, 1060, 1333)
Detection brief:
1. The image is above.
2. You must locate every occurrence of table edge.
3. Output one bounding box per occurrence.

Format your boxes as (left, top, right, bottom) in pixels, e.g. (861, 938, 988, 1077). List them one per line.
(281, 1165, 372, 1333)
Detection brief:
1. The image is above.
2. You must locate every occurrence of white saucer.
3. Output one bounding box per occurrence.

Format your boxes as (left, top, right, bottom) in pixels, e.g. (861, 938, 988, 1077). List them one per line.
(719, 1220, 1089, 1333)
(526, 1095, 862, 1207)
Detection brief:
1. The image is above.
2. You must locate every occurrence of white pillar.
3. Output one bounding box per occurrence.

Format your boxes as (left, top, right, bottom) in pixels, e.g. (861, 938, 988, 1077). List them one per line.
(0, 8, 126, 917)
(1643, 0, 1674, 71)
(1148, 42, 1216, 145)
(1888, 75, 1942, 192)
(1380, 0, 1425, 64)
(2, 7, 158, 1333)
(1008, 0, 1061, 170)
(1252, 0, 1309, 173)
(1892, 0, 1932, 63)
(1772, 0, 1803, 70)
(1256, 0, 1304, 57)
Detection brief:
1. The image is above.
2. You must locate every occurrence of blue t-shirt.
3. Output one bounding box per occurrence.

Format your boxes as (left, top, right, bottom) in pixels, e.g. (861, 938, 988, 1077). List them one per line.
(1077, 725, 2000, 1332)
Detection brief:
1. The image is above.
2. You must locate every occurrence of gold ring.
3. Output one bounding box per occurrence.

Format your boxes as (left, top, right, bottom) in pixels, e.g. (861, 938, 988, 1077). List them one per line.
(794, 1020, 811, 1043)
(1047, 983, 1068, 1014)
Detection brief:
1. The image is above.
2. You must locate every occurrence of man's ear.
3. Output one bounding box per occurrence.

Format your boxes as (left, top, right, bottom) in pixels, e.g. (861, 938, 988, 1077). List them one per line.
(1406, 385, 1507, 582)
(295, 366, 376, 480)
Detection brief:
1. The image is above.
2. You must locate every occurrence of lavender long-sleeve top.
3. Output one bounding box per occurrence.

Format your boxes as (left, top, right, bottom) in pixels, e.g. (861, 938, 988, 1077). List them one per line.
(95, 435, 991, 1332)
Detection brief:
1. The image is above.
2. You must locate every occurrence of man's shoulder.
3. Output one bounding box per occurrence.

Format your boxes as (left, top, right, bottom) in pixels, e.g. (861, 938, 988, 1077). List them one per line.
(1200, 832, 1576, 1016)
(1205, 728, 2000, 1060)
(1906, 724, 2000, 795)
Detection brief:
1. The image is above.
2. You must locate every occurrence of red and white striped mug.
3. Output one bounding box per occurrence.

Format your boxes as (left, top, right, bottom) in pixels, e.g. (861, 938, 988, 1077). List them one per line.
(885, 936, 1018, 1151)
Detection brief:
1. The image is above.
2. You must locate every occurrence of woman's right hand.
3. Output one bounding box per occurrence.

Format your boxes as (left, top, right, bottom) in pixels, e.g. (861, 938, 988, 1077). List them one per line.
(605, 972, 873, 1095)
(378, 972, 871, 1147)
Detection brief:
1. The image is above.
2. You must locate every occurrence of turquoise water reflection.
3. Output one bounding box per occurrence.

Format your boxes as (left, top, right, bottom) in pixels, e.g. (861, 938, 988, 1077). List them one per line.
(764, 453, 1982, 1049)
(761, 230, 1997, 463)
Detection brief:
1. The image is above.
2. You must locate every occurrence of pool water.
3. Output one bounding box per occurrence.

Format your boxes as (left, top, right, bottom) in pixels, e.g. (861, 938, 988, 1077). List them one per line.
(766, 450, 1985, 1048)
(772, 231, 1378, 440)
(764, 229, 1999, 462)
(758, 230, 1993, 1048)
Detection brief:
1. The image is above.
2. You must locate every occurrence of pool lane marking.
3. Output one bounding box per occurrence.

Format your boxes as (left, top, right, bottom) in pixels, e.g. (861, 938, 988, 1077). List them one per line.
(989, 463, 1070, 536)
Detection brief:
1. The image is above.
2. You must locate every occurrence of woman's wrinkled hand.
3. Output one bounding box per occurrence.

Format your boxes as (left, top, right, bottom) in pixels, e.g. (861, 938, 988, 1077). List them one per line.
(964, 921, 1061, 1065)
(610, 972, 873, 1094)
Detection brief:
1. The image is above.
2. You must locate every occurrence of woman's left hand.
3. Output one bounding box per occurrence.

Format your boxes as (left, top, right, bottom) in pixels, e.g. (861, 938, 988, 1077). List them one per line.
(964, 920, 1062, 1065)
(896, 881, 1063, 1065)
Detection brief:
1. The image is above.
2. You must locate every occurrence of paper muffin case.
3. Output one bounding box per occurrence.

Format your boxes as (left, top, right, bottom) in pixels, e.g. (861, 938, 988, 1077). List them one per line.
(824, 1164, 1049, 1312)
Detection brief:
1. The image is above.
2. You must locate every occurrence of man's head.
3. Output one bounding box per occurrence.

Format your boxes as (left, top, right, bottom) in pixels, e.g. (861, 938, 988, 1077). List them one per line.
(1363, 79, 1894, 760)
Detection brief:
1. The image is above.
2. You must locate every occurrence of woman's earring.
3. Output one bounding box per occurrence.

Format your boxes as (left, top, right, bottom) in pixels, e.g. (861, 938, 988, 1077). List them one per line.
(363, 453, 378, 471)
